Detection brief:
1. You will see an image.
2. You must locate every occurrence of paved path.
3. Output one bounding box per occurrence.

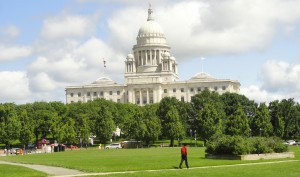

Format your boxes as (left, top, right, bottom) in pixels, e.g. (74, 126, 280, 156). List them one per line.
(0, 159, 299, 177)
(0, 161, 85, 176)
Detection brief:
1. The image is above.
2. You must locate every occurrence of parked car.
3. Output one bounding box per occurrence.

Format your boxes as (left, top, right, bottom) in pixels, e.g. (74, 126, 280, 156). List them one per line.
(286, 140, 296, 145)
(10, 148, 20, 154)
(105, 143, 122, 149)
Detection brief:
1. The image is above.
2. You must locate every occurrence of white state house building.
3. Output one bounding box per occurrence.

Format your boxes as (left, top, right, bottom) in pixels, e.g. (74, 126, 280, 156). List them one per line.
(65, 6, 240, 105)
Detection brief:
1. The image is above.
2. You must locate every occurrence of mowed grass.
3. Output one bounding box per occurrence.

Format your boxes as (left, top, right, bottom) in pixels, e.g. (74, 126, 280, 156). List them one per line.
(1, 146, 300, 176)
(0, 164, 47, 177)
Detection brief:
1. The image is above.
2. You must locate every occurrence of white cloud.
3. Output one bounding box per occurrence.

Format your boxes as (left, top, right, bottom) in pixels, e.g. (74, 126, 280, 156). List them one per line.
(241, 85, 268, 103)
(0, 45, 32, 61)
(0, 71, 30, 103)
(40, 14, 98, 40)
(5, 25, 20, 39)
(242, 60, 300, 103)
(107, 0, 300, 60)
(29, 72, 56, 92)
(261, 60, 300, 92)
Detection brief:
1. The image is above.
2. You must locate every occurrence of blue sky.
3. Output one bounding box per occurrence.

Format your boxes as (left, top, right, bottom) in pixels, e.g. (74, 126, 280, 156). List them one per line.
(1, 0, 300, 104)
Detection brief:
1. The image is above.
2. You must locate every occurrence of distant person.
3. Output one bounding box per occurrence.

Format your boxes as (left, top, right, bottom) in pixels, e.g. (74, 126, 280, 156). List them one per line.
(179, 143, 189, 169)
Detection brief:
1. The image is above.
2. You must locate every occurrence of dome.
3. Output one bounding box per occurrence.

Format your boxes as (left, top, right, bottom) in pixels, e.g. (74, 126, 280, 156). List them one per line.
(190, 72, 215, 80)
(126, 53, 134, 59)
(92, 77, 115, 85)
(170, 56, 176, 61)
(137, 5, 165, 38)
(163, 51, 170, 57)
(138, 21, 165, 38)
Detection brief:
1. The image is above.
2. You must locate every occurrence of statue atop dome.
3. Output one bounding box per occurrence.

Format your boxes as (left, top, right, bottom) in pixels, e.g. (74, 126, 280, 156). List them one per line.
(147, 3, 154, 21)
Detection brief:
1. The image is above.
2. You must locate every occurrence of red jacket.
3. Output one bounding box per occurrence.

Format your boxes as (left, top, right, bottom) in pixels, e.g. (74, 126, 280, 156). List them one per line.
(181, 146, 187, 155)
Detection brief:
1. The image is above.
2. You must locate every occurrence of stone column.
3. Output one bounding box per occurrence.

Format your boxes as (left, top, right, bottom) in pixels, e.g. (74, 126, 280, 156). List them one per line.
(146, 88, 149, 104)
(139, 88, 142, 105)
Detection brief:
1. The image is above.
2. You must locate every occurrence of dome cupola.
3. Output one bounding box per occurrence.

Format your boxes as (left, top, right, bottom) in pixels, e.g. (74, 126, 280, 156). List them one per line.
(136, 5, 167, 46)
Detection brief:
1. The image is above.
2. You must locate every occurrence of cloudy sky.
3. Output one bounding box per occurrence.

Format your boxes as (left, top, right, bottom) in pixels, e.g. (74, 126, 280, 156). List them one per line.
(1, 0, 300, 104)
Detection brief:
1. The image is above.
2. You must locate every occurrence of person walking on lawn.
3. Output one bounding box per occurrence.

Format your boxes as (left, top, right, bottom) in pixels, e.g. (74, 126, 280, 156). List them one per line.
(179, 143, 189, 169)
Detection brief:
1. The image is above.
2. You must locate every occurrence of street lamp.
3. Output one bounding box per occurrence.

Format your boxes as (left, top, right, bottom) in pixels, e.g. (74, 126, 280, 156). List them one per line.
(190, 129, 192, 144)
(260, 128, 263, 137)
(194, 130, 197, 147)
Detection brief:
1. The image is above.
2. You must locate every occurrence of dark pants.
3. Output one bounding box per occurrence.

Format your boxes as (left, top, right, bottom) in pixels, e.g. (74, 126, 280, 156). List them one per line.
(179, 154, 189, 168)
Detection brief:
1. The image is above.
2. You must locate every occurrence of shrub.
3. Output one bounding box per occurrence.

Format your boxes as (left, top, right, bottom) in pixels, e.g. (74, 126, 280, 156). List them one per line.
(206, 135, 250, 155)
(206, 135, 288, 155)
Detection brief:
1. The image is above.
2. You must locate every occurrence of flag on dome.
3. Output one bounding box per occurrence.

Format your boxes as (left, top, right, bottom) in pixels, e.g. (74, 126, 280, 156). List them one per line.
(103, 58, 106, 67)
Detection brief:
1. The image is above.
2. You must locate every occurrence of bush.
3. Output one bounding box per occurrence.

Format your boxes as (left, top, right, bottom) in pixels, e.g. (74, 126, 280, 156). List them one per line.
(206, 135, 250, 155)
(206, 135, 288, 155)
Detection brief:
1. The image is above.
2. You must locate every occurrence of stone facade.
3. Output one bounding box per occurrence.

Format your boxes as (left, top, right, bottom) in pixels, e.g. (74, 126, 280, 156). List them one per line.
(65, 6, 240, 105)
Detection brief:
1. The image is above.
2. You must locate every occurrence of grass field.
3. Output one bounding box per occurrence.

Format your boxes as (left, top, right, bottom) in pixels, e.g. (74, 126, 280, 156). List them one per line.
(0, 146, 299, 177)
(0, 164, 47, 177)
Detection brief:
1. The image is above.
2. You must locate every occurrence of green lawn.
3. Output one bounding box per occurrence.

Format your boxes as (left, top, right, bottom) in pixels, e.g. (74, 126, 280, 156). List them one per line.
(0, 164, 47, 177)
(0, 146, 299, 176)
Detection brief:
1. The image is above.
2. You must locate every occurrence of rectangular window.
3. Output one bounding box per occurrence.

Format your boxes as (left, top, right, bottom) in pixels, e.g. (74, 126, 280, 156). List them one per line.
(214, 86, 218, 91)
(93, 92, 97, 96)
(117, 99, 121, 103)
(100, 91, 103, 96)
(87, 92, 90, 96)
(173, 88, 176, 93)
(117, 91, 120, 95)
(190, 88, 194, 92)
(222, 86, 226, 90)
(197, 87, 201, 92)
(181, 96, 185, 102)
(164, 89, 167, 93)
(109, 91, 113, 95)
(78, 92, 81, 97)
(70, 93, 74, 97)
(181, 88, 184, 92)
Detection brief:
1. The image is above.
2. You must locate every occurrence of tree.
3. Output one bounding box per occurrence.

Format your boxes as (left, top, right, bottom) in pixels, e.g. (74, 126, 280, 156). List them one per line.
(91, 105, 115, 144)
(157, 97, 184, 141)
(142, 104, 161, 146)
(49, 113, 65, 144)
(198, 103, 223, 145)
(279, 99, 300, 139)
(31, 102, 54, 145)
(62, 117, 77, 144)
(269, 100, 284, 138)
(225, 103, 250, 137)
(251, 103, 273, 137)
(220, 92, 257, 118)
(164, 106, 185, 146)
(18, 108, 34, 149)
(0, 103, 21, 150)
(76, 113, 91, 146)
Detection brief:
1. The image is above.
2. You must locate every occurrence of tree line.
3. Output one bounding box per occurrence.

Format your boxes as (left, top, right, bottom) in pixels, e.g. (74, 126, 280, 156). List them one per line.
(1, 89, 300, 149)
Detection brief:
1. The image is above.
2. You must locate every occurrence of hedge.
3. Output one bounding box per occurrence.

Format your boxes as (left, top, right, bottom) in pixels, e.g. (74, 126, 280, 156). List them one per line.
(205, 135, 288, 155)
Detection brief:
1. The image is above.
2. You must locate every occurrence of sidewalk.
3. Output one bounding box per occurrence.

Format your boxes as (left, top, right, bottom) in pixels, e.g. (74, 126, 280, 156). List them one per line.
(0, 161, 85, 176)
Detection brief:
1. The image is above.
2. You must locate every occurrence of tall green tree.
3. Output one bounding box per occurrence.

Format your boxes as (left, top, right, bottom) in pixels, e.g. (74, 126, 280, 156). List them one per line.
(251, 103, 273, 137)
(164, 106, 185, 146)
(269, 100, 284, 138)
(198, 103, 223, 144)
(0, 103, 21, 149)
(18, 108, 34, 148)
(279, 99, 300, 139)
(62, 117, 77, 144)
(157, 97, 185, 142)
(142, 104, 161, 146)
(31, 102, 54, 144)
(91, 105, 115, 144)
(50, 113, 65, 144)
(225, 103, 250, 137)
